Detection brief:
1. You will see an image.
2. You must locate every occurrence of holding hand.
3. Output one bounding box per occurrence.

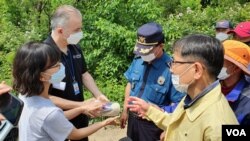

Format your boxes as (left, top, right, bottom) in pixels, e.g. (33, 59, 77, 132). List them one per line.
(160, 131, 166, 141)
(0, 114, 5, 121)
(120, 110, 128, 129)
(0, 81, 12, 95)
(96, 94, 109, 103)
(82, 99, 103, 118)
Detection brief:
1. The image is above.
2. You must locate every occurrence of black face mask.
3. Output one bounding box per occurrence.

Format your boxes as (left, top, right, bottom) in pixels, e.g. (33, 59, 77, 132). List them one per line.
(244, 41, 250, 46)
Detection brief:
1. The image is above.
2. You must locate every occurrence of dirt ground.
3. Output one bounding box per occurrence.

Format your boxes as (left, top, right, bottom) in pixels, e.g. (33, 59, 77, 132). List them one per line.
(89, 125, 127, 141)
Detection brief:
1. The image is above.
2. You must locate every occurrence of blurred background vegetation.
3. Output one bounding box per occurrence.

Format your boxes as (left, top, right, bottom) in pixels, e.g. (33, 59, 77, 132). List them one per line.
(0, 0, 250, 105)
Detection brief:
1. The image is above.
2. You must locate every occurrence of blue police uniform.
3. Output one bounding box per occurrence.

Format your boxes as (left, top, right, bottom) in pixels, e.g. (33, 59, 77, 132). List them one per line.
(125, 54, 183, 106)
(125, 22, 184, 141)
(124, 53, 184, 141)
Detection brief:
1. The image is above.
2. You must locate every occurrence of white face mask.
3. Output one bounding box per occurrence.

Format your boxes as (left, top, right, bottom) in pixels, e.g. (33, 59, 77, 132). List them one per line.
(67, 31, 83, 45)
(215, 32, 229, 42)
(171, 74, 189, 93)
(141, 53, 156, 62)
(217, 67, 230, 80)
(171, 65, 194, 94)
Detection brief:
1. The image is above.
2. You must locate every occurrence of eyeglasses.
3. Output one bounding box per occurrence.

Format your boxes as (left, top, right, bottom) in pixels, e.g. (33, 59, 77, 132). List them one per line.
(168, 60, 194, 68)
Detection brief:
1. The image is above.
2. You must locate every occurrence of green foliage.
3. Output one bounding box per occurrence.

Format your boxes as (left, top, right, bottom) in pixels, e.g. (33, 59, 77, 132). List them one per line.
(81, 0, 164, 81)
(180, 0, 201, 10)
(1, 0, 250, 105)
(98, 78, 127, 104)
(159, 1, 250, 53)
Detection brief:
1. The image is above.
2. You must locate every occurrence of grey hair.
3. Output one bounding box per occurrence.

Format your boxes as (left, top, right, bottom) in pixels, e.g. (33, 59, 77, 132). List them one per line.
(172, 34, 224, 78)
(50, 5, 82, 30)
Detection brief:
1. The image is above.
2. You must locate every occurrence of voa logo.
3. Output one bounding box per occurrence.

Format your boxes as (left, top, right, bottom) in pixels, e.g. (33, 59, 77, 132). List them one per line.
(226, 129, 246, 136)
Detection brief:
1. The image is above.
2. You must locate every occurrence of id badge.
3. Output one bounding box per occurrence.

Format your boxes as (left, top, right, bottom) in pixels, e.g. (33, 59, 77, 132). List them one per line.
(73, 81, 80, 95)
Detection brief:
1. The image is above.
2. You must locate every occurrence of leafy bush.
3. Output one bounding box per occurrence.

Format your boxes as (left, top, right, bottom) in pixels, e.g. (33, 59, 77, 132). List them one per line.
(0, 0, 250, 104)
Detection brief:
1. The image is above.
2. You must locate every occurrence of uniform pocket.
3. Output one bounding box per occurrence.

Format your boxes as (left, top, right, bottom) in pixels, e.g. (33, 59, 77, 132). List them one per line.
(146, 84, 168, 103)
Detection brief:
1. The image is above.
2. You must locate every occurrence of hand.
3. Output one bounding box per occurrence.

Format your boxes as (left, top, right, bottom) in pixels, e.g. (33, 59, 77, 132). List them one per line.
(160, 131, 165, 141)
(150, 103, 163, 111)
(120, 109, 128, 129)
(0, 81, 12, 95)
(0, 114, 5, 121)
(82, 100, 103, 118)
(126, 96, 150, 118)
(96, 94, 109, 103)
(102, 116, 120, 126)
(82, 97, 98, 106)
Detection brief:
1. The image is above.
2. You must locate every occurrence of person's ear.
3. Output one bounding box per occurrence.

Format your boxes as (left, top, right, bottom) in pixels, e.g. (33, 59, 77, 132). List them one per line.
(58, 27, 64, 34)
(193, 62, 203, 80)
(233, 66, 242, 74)
(159, 43, 164, 49)
(40, 73, 48, 82)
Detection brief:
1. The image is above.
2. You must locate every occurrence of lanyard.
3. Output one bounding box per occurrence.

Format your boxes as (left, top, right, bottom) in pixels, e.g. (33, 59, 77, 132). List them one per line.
(63, 49, 76, 81)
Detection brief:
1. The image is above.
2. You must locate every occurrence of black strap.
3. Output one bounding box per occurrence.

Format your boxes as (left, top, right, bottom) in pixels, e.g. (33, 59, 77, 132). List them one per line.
(62, 50, 76, 81)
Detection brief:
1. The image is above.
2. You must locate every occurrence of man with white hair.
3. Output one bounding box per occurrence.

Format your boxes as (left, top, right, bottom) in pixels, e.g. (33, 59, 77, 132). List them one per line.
(44, 5, 109, 141)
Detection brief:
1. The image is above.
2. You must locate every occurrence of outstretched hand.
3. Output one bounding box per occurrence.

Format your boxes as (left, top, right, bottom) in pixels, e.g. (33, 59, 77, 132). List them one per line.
(126, 96, 150, 118)
(102, 116, 120, 126)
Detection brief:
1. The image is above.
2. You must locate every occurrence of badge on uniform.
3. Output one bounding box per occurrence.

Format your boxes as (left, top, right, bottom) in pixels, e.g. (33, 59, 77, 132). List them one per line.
(73, 81, 80, 95)
(157, 76, 165, 85)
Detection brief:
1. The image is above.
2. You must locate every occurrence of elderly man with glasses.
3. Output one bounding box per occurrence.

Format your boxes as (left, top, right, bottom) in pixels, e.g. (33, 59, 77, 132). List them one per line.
(127, 34, 238, 141)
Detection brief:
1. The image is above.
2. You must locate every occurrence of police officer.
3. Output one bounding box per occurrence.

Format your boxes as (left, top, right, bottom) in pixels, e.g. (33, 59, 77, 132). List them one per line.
(120, 22, 184, 141)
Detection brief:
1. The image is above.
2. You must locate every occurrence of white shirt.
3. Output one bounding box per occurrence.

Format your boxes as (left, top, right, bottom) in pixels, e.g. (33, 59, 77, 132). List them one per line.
(19, 95, 73, 141)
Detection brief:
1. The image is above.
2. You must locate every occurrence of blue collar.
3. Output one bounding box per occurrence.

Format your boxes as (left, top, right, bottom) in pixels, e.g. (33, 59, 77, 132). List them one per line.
(226, 78, 247, 102)
(184, 80, 220, 109)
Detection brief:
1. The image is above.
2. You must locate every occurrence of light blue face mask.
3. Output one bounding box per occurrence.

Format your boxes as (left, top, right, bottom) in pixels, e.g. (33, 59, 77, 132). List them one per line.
(49, 63, 65, 84)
